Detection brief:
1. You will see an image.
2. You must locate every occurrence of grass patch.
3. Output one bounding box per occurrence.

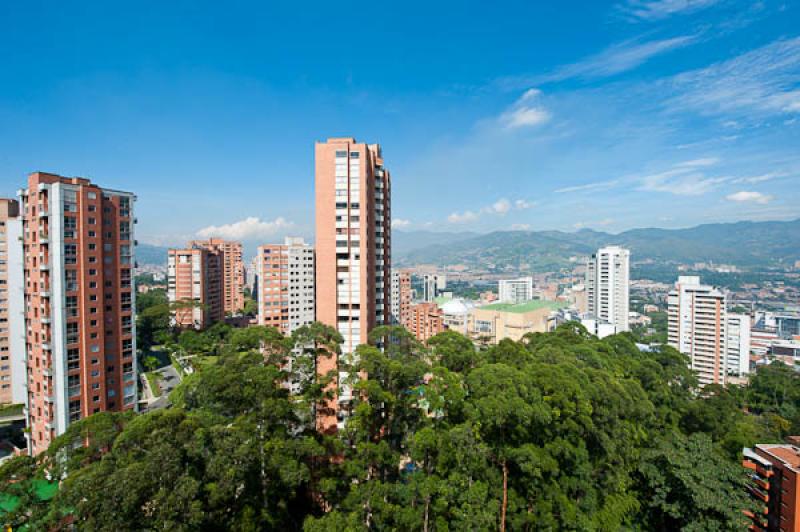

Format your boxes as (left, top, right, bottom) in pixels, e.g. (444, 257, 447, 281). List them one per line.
(145, 371, 162, 397)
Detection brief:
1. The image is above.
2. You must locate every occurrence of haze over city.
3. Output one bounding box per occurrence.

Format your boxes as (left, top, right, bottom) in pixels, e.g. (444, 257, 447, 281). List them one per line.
(1, 0, 799, 248)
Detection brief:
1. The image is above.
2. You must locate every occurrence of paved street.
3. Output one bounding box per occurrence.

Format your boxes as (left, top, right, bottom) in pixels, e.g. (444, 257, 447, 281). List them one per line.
(144, 354, 182, 411)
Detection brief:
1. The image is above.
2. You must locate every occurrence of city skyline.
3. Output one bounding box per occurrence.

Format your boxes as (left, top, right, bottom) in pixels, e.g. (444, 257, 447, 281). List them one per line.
(1, 1, 799, 249)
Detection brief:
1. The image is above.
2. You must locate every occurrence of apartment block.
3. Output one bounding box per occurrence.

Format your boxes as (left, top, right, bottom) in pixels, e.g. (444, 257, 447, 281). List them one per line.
(167, 246, 224, 329)
(390, 269, 411, 326)
(0, 199, 25, 404)
(726, 313, 751, 379)
(189, 239, 245, 314)
(406, 302, 445, 343)
(498, 276, 534, 304)
(668, 276, 728, 386)
(20, 172, 137, 455)
(743, 443, 800, 531)
(586, 246, 630, 332)
(315, 137, 391, 432)
(256, 237, 315, 335)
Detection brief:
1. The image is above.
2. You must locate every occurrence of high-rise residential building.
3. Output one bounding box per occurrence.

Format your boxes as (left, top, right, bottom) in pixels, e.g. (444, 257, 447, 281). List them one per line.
(586, 246, 630, 332)
(167, 246, 224, 329)
(390, 269, 411, 326)
(315, 137, 391, 432)
(0, 199, 25, 405)
(498, 276, 534, 304)
(256, 237, 315, 335)
(247, 255, 259, 300)
(406, 302, 445, 343)
(189, 239, 245, 314)
(668, 276, 728, 386)
(726, 313, 751, 379)
(20, 172, 137, 455)
(743, 443, 800, 531)
(422, 273, 446, 302)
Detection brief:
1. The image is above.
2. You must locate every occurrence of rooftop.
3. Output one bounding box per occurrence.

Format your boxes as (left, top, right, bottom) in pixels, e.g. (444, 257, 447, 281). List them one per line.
(758, 444, 800, 470)
(480, 300, 566, 314)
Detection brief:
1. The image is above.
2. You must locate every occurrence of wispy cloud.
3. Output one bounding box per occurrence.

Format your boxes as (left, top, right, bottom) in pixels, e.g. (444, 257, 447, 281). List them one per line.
(497, 35, 697, 90)
(732, 171, 788, 184)
(447, 210, 479, 224)
(637, 158, 730, 195)
(726, 190, 773, 204)
(392, 218, 411, 228)
(511, 223, 531, 230)
(499, 89, 551, 128)
(666, 37, 800, 117)
(554, 179, 620, 193)
(573, 218, 615, 229)
(514, 199, 536, 209)
(617, 0, 722, 21)
(196, 216, 294, 240)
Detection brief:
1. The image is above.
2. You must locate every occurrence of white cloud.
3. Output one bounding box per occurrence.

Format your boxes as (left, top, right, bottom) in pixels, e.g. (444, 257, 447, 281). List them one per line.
(511, 223, 531, 230)
(726, 191, 773, 204)
(483, 198, 512, 215)
(196, 216, 294, 241)
(667, 37, 800, 117)
(500, 89, 551, 129)
(617, 0, 722, 21)
(733, 172, 787, 184)
(514, 199, 536, 210)
(554, 179, 620, 193)
(447, 211, 479, 224)
(637, 158, 731, 195)
(573, 218, 615, 230)
(392, 218, 411, 228)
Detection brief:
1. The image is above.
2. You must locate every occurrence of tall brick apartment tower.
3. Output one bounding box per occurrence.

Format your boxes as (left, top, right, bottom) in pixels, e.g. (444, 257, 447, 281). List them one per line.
(20, 172, 137, 455)
(315, 137, 391, 431)
(189, 239, 244, 314)
(167, 246, 224, 329)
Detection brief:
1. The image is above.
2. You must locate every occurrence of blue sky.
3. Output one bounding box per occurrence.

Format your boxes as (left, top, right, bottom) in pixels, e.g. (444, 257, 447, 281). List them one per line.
(1, 0, 799, 247)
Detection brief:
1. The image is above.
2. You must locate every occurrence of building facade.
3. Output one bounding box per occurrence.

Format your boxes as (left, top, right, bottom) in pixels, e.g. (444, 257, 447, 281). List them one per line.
(256, 237, 315, 335)
(468, 301, 564, 345)
(0, 199, 25, 405)
(189, 239, 245, 314)
(315, 137, 391, 431)
(406, 302, 445, 343)
(422, 273, 446, 302)
(390, 269, 411, 326)
(743, 443, 800, 531)
(498, 277, 534, 304)
(668, 276, 728, 386)
(167, 246, 224, 329)
(586, 246, 630, 332)
(726, 313, 751, 379)
(20, 172, 137, 455)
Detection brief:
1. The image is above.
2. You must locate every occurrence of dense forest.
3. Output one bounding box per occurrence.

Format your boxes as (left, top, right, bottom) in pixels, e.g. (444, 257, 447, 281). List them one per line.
(3, 319, 800, 530)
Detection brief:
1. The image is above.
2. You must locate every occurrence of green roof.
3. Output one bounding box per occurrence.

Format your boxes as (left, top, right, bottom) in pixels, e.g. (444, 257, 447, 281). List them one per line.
(480, 300, 566, 313)
(434, 295, 453, 305)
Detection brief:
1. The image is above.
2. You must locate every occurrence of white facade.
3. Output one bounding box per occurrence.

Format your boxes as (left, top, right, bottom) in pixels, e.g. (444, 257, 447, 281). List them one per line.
(256, 237, 315, 333)
(498, 277, 534, 304)
(586, 246, 630, 332)
(726, 313, 751, 377)
(668, 276, 728, 386)
(6, 217, 26, 404)
(390, 269, 401, 324)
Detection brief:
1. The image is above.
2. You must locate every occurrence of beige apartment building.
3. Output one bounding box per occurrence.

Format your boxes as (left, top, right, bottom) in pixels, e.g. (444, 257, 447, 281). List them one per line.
(189, 239, 244, 314)
(406, 302, 445, 343)
(315, 137, 391, 432)
(167, 246, 224, 329)
(0, 199, 24, 405)
(20, 172, 137, 455)
(390, 269, 411, 326)
(468, 301, 564, 345)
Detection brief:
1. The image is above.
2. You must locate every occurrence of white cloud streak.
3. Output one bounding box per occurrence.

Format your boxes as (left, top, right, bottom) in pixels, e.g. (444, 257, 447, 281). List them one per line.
(196, 216, 294, 240)
(499, 89, 551, 129)
(554, 179, 620, 193)
(726, 191, 773, 204)
(617, 0, 722, 21)
(392, 218, 411, 228)
(637, 158, 731, 195)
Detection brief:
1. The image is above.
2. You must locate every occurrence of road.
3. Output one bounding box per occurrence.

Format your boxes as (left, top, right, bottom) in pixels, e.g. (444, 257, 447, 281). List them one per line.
(145, 360, 181, 411)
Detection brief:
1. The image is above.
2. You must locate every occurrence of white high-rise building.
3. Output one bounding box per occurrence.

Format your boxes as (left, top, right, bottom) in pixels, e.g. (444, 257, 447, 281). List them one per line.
(256, 237, 315, 335)
(498, 277, 534, 304)
(726, 313, 751, 379)
(586, 246, 630, 332)
(423, 274, 446, 302)
(668, 276, 732, 386)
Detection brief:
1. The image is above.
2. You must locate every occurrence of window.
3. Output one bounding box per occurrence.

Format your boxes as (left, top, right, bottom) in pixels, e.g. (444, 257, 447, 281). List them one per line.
(64, 244, 77, 265)
(350, 152, 360, 159)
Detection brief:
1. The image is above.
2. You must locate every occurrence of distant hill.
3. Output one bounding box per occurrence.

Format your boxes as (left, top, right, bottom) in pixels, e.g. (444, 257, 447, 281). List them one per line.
(136, 243, 169, 266)
(392, 230, 477, 256)
(395, 219, 800, 271)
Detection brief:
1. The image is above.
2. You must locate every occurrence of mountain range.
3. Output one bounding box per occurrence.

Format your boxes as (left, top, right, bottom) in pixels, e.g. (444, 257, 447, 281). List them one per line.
(394, 219, 800, 271)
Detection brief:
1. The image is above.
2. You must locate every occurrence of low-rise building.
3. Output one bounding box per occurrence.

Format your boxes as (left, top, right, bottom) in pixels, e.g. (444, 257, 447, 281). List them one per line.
(743, 443, 800, 531)
(407, 302, 445, 343)
(468, 300, 565, 345)
(498, 277, 533, 304)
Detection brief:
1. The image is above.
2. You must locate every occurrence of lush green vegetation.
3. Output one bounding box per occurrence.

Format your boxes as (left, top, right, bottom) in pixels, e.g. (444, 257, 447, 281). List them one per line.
(5, 322, 800, 530)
